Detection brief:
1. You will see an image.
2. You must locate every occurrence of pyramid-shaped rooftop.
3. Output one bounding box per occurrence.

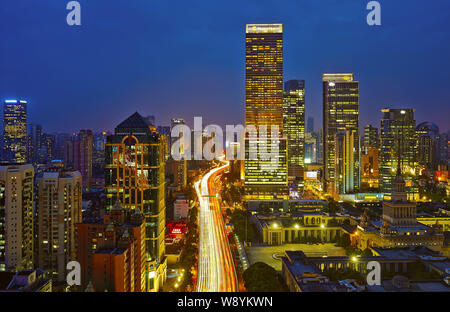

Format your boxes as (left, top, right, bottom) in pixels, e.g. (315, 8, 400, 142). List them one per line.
(116, 112, 151, 129)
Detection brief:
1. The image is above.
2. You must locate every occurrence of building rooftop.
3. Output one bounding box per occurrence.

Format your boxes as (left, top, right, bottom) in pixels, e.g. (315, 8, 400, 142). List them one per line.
(371, 246, 444, 260)
(117, 112, 151, 129)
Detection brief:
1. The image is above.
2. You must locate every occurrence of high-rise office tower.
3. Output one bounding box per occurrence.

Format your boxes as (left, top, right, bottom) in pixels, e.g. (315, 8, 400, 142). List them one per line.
(26, 124, 34, 163)
(38, 133, 56, 164)
(317, 128, 324, 164)
(55, 133, 70, 161)
(416, 122, 439, 170)
(2, 100, 27, 164)
(436, 132, 448, 165)
(35, 169, 82, 281)
(0, 164, 34, 271)
(105, 112, 166, 292)
(380, 108, 418, 200)
(283, 80, 305, 180)
(28, 124, 43, 164)
(305, 132, 318, 164)
(335, 129, 358, 194)
(322, 74, 360, 195)
(244, 24, 288, 200)
(307, 117, 314, 133)
(169, 119, 187, 190)
(363, 124, 379, 148)
(157, 126, 171, 161)
(68, 130, 93, 189)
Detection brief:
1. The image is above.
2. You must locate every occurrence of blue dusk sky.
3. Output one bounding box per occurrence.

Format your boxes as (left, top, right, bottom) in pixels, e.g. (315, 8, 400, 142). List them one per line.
(1, 0, 449, 134)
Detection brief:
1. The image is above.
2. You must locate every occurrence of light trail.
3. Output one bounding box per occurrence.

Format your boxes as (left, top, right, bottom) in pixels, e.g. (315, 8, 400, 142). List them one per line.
(195, 161, 238, 292)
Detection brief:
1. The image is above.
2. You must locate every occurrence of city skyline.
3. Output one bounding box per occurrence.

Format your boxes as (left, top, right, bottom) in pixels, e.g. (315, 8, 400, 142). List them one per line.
(1, 1, 450, 133)
(1, 1, 450, 297)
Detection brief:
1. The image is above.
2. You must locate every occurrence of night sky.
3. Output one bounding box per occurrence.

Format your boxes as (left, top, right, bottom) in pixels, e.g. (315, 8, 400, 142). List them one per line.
(1, 0, 449, 134)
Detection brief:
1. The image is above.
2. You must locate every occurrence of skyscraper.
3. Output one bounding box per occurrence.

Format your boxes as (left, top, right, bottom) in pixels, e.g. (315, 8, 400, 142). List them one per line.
(322, 74, 360, 196)
(105, 112, 166, 292)
(335, 129, 357, 194)
(380, 108, 418, 200)
(244, 23, 288, 200)
(0, 164, 34, 271)
(307, 117, 314, 133)
(245, 24, 283, 134)
(35, 169, 82, 281)
(169, 119, 187, 190)
(363, 124, 379, 148)
(2, 100, 27, 164)
(416, 122, 439, 170)
(67, 130, 93, 189)
(283, 80, 305, 181)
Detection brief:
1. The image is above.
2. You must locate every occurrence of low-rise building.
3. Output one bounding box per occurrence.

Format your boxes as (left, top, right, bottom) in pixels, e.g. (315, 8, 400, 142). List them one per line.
(0, 269, 52, 292)
(252, 212, 356, 245)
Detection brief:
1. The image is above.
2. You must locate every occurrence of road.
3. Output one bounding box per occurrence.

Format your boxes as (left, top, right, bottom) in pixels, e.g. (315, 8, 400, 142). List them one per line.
(195, 161, 238, 292)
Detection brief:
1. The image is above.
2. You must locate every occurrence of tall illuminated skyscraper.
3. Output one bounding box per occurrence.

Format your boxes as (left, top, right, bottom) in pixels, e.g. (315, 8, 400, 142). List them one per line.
(245, 24, 283, 134)
(244, 24, 288, 200)
(380, 108, 418, 200)
(322, 74, 360, 195)
(335, 129, 357, 194)
(363, 124, 379, 148)
(283, 80, 305, 181)
(105, 112, 166, 292)
(2, 100, 27, 164)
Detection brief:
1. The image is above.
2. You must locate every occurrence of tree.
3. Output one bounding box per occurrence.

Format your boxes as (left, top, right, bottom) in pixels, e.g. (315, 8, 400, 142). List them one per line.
(243, 262, 285, 292)
(230, 209, 254, 242)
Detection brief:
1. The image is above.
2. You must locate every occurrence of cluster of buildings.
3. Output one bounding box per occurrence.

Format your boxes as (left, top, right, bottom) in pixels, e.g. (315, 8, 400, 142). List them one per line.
(0, 103, 172, 292)
(241, 24, 449, 203)
(240, 23, 449, 292)
(2, 99, 108, 190)
(282, 248, 450, 292)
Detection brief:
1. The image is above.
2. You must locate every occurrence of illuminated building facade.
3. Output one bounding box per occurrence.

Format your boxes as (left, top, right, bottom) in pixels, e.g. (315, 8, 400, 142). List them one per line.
(361, 145, 379, 190)
(380, 109, 418, 200)
(35, 169, 82, 281)
(0, 164, 34, 271)
(335, 129, 358, 194)
(2, 100, 27, 164)
(354, 168, 444, 251)
(169, 119, 187, 190)
(304, 132, 318, 164)
(322, 74, 360, 195)
(244, 24, 288, 200)
(363, 124, 379, 148)
(416, 122, 439, 170)
(105, 112, 166, 292)
(283, 80, 305, 181)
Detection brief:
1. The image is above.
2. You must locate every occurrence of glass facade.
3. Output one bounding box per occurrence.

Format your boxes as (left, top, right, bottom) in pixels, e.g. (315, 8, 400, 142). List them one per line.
(244, 24, 288, 199)
(105, 113, 166, 291)
(283, 80, 305, 181)
(322, 74, 360, 195)
(380, 109, 418, 200)
(3, 100, 27, 164)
